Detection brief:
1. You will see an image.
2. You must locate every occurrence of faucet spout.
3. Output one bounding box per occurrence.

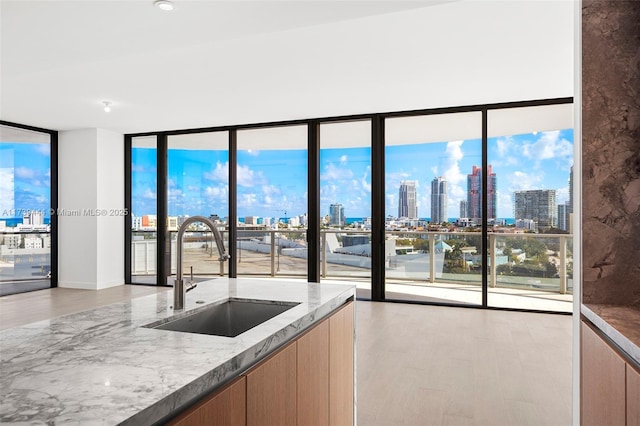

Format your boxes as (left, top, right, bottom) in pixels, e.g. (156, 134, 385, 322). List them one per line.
(174, 216, 229, 310)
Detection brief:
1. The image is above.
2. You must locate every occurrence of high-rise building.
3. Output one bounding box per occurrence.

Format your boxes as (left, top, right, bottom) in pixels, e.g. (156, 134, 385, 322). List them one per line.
(467, 166, 497, 222)
(22, 211, 43, 226)
(558, 203, 568, 231)
(564, 166, 574, 232)
(329, 203, 345, 226)
(430, 176, 447, 223)
(568, 165, 574, 212)
(398, 181, 418, 219)
(460, 200, 468, 219)
(514, 189, 557, 230)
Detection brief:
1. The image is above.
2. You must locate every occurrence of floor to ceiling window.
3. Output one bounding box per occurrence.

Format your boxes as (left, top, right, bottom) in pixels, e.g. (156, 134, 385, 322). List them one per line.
(384, 112, 483, 305)
(125, 98, 573, 313)
(166, 132, 229, 283)
(130, 135, 158, 284)
(0, 123, 56, 296)
(236, 125, 308, 277)
(319, 120, 372, 297)
(487, 103, 574, 313)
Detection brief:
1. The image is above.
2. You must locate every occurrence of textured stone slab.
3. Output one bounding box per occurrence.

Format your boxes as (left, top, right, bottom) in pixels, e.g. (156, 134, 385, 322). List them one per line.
(0, 279, 354, 425)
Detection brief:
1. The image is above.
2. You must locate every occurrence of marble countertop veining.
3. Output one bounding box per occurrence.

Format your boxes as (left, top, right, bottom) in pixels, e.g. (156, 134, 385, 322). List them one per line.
(582, 303, 640, 365)
(0, 278, 355, 425)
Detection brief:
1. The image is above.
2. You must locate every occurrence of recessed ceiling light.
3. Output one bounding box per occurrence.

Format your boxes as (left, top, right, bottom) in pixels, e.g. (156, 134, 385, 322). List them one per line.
(154, 0, 174, 11)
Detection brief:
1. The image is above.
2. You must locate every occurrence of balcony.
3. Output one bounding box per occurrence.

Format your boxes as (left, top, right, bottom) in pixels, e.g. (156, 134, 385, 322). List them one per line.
(0, 230, 52, 295)
(131, 229, 573, 313)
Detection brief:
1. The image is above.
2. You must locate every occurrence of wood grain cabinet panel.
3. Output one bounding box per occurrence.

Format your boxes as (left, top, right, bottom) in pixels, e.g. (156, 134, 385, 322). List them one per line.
(297, 320, 330, 426)
(247, 342, 297, 426)
(628, 364, 640, 426)
(169, 376, 246, 426)
(330, 301, 355, 426)
(581, 321, 626, 426)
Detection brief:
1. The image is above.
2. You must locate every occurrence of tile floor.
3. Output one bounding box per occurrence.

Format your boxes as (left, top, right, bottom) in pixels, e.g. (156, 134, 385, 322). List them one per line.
(0, 285, 573, 425)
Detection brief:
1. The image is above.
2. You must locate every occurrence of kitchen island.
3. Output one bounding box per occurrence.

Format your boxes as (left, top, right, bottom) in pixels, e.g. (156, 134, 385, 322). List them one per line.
(0, 278, 355, 425)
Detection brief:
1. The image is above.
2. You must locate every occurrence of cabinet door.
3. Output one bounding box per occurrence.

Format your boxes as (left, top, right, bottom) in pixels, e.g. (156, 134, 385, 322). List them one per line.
(247, 342, 297, 426)
(169, 376, 246, 426)
(581, 321, 626, 426)
(628, 364, 640, 426)
(297, 319, 330, 426)
(330, 302, 355, 426)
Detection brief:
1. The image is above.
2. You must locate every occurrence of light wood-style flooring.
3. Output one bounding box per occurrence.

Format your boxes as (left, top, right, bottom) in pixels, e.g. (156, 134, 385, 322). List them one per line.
(0, 285, 167, 330)
(0, 286, 572, 425)
(357, 301, 572, 425)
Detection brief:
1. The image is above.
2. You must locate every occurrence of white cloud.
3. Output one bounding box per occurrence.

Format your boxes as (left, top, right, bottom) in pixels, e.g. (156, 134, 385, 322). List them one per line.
(556, 186, 570, 204)
(340, 155, 348, 164)
(496, 136, 515, 158)
(205, 186, 222, 197)
(204, 161, 228, 182)
(497, 192, 513, 218)
(204, 186, 228, 199)
(15, 167, 35, 179)
(235, 164, 267, 187)
(142, 189, 155, 199)
(442, 141, 465, 185)
(262, 185, 281, 196)
(36, 144, 51, 156)
(321, 163, 353, 181)
(507, 171, 545, 192)
(0, 168, 15, 213)
(238, 193, 258, 209)
(522, 131, 573, 161)
(361, 167, 371, 193)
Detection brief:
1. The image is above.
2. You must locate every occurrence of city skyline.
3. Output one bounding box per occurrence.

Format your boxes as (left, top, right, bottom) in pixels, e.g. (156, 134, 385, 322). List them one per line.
(2, 129, 574, 223)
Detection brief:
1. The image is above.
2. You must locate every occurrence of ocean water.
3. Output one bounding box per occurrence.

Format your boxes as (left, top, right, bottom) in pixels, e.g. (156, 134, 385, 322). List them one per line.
(1, 217, 51, 227)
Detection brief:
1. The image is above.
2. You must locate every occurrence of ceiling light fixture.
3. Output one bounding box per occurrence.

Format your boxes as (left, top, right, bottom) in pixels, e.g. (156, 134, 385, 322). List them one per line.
(102, 101, 112, 113)
(153, 0, 174, 11)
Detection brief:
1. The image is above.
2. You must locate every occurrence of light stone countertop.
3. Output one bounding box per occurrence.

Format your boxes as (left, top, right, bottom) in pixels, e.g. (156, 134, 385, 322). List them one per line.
(0, 278, 355, 425)
(582, 304, 640, 366)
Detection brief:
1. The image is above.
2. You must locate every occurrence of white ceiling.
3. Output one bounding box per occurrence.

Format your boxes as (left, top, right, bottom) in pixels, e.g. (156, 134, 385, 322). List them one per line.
(0, 0, 574, 135)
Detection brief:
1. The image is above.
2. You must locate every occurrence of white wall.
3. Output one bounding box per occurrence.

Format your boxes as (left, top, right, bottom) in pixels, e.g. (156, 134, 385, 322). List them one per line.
(58, 128, 124, 290)
(96, 128, 125, 288)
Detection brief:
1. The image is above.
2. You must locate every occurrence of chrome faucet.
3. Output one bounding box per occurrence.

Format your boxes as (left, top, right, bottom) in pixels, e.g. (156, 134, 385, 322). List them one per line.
(174, 216, 229, 310)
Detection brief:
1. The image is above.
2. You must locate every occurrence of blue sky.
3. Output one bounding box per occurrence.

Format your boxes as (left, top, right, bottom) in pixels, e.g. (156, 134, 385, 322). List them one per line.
(1, 129, 573, 221)
(132, 128, 573, 220)
(0, 143, 51, 218)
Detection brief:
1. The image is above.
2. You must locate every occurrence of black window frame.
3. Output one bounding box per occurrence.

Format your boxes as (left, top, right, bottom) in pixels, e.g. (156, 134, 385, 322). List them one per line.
(124, 97, 573, 314)
(0, 120, 58, 292)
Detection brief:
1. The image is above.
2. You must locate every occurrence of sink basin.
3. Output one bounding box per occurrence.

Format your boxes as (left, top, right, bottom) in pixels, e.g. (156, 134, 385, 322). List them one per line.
(147, 298, 300, 337)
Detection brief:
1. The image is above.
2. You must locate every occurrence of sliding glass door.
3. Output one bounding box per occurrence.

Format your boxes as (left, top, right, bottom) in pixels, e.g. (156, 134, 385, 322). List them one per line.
(0, 123, 56, 295)
(126, 99, 574, 313)
(384, 112, 483, 305)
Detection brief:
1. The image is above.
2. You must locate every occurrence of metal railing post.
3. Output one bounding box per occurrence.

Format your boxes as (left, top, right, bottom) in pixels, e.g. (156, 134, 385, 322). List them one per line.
(489, 234, 496, 288)
(429, 234, 435, 283)
(270, 231, 276, 277)
(321, 231, 327, 278)
(559, 235, 567, 294)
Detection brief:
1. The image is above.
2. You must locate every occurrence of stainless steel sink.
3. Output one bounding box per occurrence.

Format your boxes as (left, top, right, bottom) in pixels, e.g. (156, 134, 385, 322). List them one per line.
(146, 298, 300, 337)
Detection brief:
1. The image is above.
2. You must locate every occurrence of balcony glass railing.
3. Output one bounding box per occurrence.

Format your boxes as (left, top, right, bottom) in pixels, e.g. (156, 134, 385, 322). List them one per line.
(0, 230, 51, 295)
(131, 228, 572, 310)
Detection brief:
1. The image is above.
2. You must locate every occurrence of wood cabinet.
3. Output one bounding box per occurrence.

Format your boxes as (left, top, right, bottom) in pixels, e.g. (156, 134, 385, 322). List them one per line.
(628, 364, 640, 426)
(169, 301, 354, 426)
(297, 319, 330, 426)
(330, 302, 355, 426)
(246, 343, 297, 426)
(168, 376, 246, 426)
(581, 321, 626, 426)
